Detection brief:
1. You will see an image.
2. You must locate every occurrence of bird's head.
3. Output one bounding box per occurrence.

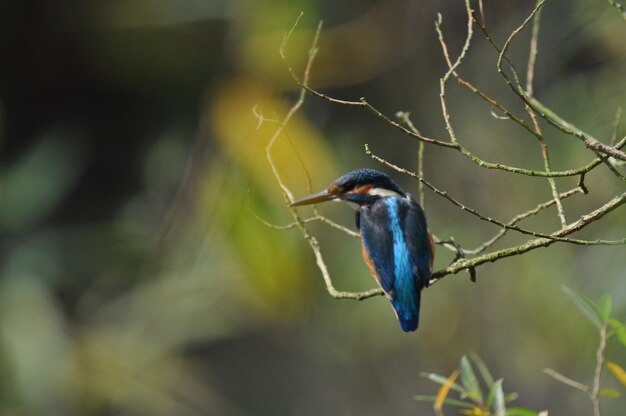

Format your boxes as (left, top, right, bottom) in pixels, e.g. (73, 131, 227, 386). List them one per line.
(290, 168, 406, 207)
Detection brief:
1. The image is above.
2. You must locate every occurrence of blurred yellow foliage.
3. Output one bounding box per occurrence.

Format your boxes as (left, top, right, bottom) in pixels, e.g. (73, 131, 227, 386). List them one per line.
(200, 76, 341, 321)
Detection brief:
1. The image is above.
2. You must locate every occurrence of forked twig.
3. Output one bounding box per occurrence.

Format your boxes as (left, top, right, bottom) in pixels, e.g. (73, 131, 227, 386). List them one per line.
(262, 4, 625, 301)
(265, 16, 383, 300)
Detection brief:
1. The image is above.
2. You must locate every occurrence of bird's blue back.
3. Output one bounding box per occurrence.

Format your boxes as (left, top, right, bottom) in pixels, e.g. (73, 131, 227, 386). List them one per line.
(359, 195, 432, 331)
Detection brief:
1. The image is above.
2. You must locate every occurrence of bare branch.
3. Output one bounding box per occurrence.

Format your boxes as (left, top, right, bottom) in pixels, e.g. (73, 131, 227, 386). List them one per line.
(429, 189, 625, 283)
(366, 145, 624, 247)
(265, 4, 625, 304)
(492, 0, 626, 164)
(591, 325, 607, 416)
(523, 2, 567, 228)
(396, 111, 426, 208)
(265, 17, 384, 300)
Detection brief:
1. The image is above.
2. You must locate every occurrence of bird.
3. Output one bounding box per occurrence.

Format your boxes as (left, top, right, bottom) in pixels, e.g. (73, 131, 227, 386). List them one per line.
(290, 168, 434, 332)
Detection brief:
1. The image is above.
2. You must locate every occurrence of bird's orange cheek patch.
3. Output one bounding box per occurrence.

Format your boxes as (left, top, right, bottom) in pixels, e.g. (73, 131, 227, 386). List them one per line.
(354, 184, 374, 195)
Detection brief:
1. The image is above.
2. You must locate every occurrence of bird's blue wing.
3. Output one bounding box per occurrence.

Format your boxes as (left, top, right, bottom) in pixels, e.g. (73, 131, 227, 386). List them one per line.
(359, 196, 432, 332)
(402, 194, 433, 288)
(359, 204, 396, 295)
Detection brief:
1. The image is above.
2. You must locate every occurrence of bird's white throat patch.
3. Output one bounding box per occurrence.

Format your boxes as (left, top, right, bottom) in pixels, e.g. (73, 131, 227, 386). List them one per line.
(367, 187, 402, 197)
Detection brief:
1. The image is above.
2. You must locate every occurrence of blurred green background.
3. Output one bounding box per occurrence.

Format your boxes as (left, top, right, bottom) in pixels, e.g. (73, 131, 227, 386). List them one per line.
(1, 0, 625, 414)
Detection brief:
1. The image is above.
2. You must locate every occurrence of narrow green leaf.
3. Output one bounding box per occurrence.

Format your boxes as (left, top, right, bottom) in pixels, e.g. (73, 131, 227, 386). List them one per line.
(420, 372, 467, 395)
(493, 379, 506, 416)
(598, 294, 612, 322)
(505, 408, 539, 416)
(471, 352, 495, 388)
(504, 392, 519, 404)
(486, 381, 497, 408)
(415, 395, 475, 409)
(562, 285, 601, 328)
(460, 355, 484, 404)
(599, 388, 621, 398)
(608, 319, 626, 347)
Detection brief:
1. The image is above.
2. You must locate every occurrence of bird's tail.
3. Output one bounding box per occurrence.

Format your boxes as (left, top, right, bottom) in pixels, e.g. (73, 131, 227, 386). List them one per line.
(391, 292, 420, 332)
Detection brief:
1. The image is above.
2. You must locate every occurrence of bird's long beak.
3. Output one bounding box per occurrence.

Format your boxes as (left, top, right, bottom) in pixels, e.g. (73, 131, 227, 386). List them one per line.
(289, 189, 337, 207)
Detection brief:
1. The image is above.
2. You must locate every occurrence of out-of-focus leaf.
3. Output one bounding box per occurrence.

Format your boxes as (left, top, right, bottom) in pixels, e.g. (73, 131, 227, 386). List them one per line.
(487, 379, 511, 408)
(435, 370, 459, 414)
(196, 164, 312, 320)
(0, 276, 74, 407)
(459, 407, 489, 416)
(608, 0, 626, 20)
(562, 286, 601, 328)
(606, 361, 626, 388)
(504, 392, 519, 403)
(421, 372, 467, 396)
(597, 294, 612, 322)
(543, 368, 589, 392)
(471, 353, 495, 389)
(212, 78, 337, 204)
(486, 381, 496, 408)
(460, 356, 483, 405)
(0, 135, 83, 232)
(608, 319, 626, 347)
(416, 396, 474, 409)
(599, 388, 621, 398)
(492, 379, 506, 416)
(505, 408, 539, 416)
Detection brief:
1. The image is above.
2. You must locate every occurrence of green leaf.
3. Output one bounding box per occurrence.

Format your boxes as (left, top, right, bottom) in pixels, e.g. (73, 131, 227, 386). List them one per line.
(506, 408, 539, 416)
(486, 378, 505, 408)
(609, 319, 626, 347)
(599, 388, 621, 398)
(493, 379, 506, 416)
(471, 352, 495, 389)
(460, 355, 484, 404)
(597, 294, 612, 322)
(504, 392, 519, 404)
(420, 372, 467, 396)
(415, 395, 475, 409)
(608, 0, 626, 21)
(562, 286, 601, 328)
(0, 136, 84, 232)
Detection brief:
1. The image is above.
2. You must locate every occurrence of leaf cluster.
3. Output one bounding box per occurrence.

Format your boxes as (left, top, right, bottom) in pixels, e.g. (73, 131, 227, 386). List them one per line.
(417, 354, 541, 416)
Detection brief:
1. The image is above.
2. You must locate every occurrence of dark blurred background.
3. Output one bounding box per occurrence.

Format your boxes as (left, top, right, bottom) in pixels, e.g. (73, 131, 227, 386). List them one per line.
(0, 0, 625, 414)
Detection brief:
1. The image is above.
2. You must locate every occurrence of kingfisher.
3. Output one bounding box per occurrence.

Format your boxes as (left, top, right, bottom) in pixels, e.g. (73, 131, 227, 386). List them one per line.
(290, 168, 434, 332)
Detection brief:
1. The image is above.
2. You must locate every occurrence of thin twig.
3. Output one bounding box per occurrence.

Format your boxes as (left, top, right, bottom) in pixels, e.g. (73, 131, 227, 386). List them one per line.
(543, 369, 590, 393)
(494, 0, 626, 163)
(591, 324, 607, 416)
(437, 0, 475, 145)
(428, 191, 626, 283)
(397, 111, 426, 207)
(267, 5, 626, 302)
(524, 2, 567, 227)
(466, 187, 582, 255)
(294, 9, 606, 179)
(266, 17, 383, 300)
(366, 145, 624, 247)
